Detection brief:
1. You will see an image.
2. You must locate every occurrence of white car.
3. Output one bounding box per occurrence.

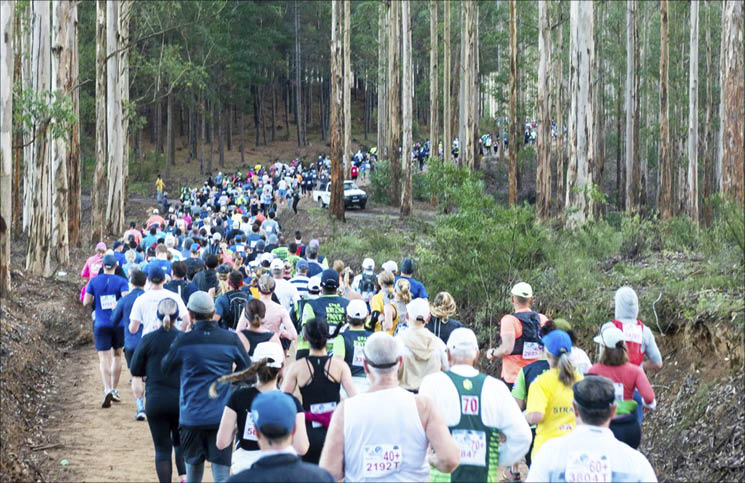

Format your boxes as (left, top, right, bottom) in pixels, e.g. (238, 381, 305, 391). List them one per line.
(312, 181, 368, 209)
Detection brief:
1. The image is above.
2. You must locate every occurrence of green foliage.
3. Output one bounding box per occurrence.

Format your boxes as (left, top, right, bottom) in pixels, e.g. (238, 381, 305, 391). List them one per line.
(368, 160, 428, 204)
(13, 85, 76, 143)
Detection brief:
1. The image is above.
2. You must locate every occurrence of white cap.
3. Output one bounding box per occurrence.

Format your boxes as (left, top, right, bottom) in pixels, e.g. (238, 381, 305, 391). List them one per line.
(406, 298, 430, 322)
(381, 260, 398, 274)
(446, 328, 479, 352)
(260, 252, 274, 265)
(362, 258, 375, 270)
(347, 299, 369, 319)
(212, 232, 222, 241)
(307, 276, 322, 293)
(252, 342, 285, 368)
(511, 282, 533, 298)
(152, 208, 159, 214)
(270, 259, 284, 272)
(593, 322, 626, 348)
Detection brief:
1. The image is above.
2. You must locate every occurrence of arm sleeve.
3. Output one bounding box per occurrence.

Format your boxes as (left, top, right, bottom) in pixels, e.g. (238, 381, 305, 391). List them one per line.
(419, 282, 428, 300)
(129, 337, 148, 377)
(642, 326, 663, 364)
(215, 296, 227, 317)
(511, 369, 527, 401)
(160, 337, 181, 375)
(484, 378, 532, 467)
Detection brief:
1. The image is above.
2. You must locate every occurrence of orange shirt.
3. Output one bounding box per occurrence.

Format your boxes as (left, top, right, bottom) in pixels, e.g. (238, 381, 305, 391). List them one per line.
(499, 309, 548, 383)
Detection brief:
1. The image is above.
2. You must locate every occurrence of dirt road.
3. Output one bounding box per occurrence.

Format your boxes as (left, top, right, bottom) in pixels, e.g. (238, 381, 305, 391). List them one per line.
(47, 348, 214, 482)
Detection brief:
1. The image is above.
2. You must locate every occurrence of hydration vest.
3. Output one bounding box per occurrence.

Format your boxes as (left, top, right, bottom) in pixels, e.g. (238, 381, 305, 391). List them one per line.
(612, 319, 644, 366)
(510, 311, 543, 358)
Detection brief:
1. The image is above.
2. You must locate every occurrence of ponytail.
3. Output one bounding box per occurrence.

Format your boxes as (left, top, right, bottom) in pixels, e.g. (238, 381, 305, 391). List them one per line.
(245, 299, 266, 328)
(208, 359, 280, 398)
(157, 298, 180, 332)
(396, 279, 412, 304)
(557, 351, 577, 387)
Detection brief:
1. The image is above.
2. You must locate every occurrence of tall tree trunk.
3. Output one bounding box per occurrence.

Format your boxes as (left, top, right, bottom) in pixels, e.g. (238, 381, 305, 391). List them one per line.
(294, 1, 304, 147)
(343, 0, 351, 178)
(401, 0, 413, 216)
(329, 0, 345, 221)
(443, 0, 451, 163)
(285, 77, 291, 141)
(200, 91, 206, 175)
(508, 0, 518, 205)
(271, 82, 277, 142)
(377, 3, 386, 155)
(537, 0, 551, 218)
(21, 1, 33, 235)
(701, 0, 714, 226)
(119, 0, 130, 206)
(155, 94, 163, 154)
(687, 0, 700, 222)
(218, 103, 225, 168)
(458, 0, 475, 169)
(387, 0, 402, 204)
(658, 0, 672, 219)
(105, 0, 124, 236)
(472, 3, 480, 171)
(92, 0, 106, 243)
(11, 6, 22, 236)
(227, 102, 233, 150)
(166, 92, 175, 172)
(720, 0, 744, 203)
(238, 103, 245, 164)
(592, 0, 604, 218)
(429, 0, 438, 155)
(0, 0, 13, 294)
(624, 0, 640, 213)
(209, 98, 215, 171)
(68, 1, 81, 247)
(553, 8, 564, 216)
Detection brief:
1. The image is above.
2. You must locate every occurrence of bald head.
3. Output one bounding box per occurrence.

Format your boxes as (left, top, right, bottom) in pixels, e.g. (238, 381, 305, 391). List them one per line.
(364, 332, 402, 376)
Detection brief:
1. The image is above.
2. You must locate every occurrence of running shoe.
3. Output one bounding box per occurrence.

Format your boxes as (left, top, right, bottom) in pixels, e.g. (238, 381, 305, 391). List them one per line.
(102, 390, 114, 408)
(111, 389, 121, 403)
(135, 398, 146, 421)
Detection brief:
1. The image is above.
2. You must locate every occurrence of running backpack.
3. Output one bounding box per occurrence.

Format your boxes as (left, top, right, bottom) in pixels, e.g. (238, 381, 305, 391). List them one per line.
(510, 311, 543, 358)
(226, 291, 250, 330)
(612, 319, 644, 366)
(359, 272, 376, 295)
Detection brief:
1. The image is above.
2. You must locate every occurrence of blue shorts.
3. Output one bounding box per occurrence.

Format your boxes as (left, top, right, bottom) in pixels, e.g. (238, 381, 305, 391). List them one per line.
(278, 189, 287, 198)
(93, 325, 125, 351)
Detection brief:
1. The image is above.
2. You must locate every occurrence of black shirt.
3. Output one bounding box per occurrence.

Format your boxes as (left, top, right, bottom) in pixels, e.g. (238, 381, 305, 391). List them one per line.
(129, 327, 181, 399)
(226, 387, 302, 451)
(426, 316, 464, 344)
(227, 453, 333, 482)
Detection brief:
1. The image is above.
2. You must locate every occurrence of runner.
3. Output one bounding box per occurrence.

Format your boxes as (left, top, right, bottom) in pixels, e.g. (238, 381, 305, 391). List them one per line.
(237, 299, 280, 357)
(129, 267, 189, 337)
(526, 376, 658, 482)
(237, 274, 296, 350)
(426, 291, 464, 344)
(81, 241, 107, 286)
(281, 318, 357, 464)
(110, 269, 148, 420)
(129, 299, 187, 483)
(396, 299, 448, 393)
(184, 243, 206, 280)
(524, 330, 583, 462)
(588, 324, 656, 449)
(396, 257, 428, 299)
(486, 282, 548, 390)
(297, 269, 349, 358)
(289, 260, 311, 299)
(156, 174, 165, 203)
(369, 270, 408, 335)
(318, 332, 460, 481)
(355, 258, 377, 304)
(225, 392, 334, 483)
(214, 342, 309, 473)
(270, 259, 300, 313)
(420, 328, 532, 482)
(214, 271, 251, 330)
(335, 299, 374, 393)
(192, 254, 220, 295)
(164, 261, 198, 306)
(83, 254, 130, 408)
(161, 292, 250, 483)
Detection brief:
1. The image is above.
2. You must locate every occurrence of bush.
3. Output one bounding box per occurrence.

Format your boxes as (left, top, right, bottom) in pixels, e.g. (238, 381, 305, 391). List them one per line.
(368, 160, 392, 204)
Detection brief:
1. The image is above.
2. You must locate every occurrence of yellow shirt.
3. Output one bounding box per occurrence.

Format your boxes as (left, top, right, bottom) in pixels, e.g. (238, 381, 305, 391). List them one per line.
(155, 178, 164, 191)
(525, 368, 584, 460)
(370, 290, 399, 335)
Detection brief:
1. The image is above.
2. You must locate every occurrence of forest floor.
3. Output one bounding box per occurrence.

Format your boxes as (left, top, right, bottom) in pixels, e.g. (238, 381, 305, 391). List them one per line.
(2, 159, 742, 482)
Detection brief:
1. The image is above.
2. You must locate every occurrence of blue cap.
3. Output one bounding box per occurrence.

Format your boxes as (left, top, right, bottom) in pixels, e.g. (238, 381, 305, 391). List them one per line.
(250, 391, 297, 436)
(321, 269, 339, 289)
(400, 257, 415, 275)
(102, 254, 118, 268)
(542, 329, 573, 357)
(296, 259, 309, 271)
(148, 266, 166, 283)
(191, 243, 200, 252)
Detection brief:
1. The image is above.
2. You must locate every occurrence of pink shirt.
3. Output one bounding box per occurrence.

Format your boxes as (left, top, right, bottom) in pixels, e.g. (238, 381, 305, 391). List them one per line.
(259, 297, 297, 341)
(81, 254, 104, 280)
(588, 363, 655, 404)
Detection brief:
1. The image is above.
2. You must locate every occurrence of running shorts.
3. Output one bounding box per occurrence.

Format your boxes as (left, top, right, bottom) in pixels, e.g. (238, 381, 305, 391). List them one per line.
(124, 348, 135, 367)
(179, 427, 232, 466)
(93, 325, 125, 351)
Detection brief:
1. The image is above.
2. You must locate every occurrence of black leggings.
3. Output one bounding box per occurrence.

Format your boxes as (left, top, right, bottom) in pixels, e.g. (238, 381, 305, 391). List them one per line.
(610, 413, 642, 449)
(146, 392, 185, 482)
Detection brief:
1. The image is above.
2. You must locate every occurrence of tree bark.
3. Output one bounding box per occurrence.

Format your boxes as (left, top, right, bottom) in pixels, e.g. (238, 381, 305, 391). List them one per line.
(271, 82, 277, 142)
(401, 0, 413, 216)
(701, 0, 714, 226)
(200, 91, 206, 175)
(105, 0, 124, 236)
(92, 0, 106, 243)
(553, 8, 564, 216)
(209, 98, 215, 171)
(537, 0, 552, 218)
(458, 0, 475, 169)
(566, 0, 594, 227)
(166, 92, 174, 171)
(285, 77, 291, 141)
(343, 0, 351, 178)
(387, 0, 401, 205)
(508, 0, 518, 206)
(21, 1, 32, 235)
(238, 103, 244, 164)
(227, 102, 233, 149)
(119, 0, 130, 206)
(687, 0, 700, 222)
(294, 1, 304, 148)
(66, 1, 80, 246)
(330, 0, 345, 221)
(658, 0, 672, 220)
(592, 0, 604, 218)
(624, 0, 640, 214)
(0, 0, 13, 294)
(11, 6, 22, 236)
(720, 0, 744, 203)
(429, 0, 438, 156)
(443, 0, 451, 163)
(218, 103, 225, 168)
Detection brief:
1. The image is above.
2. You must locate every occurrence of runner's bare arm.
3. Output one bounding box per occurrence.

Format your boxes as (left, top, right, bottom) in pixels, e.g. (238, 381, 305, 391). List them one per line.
(235, 330, 251, 354)
(319, 401, 345, 481)
(292, 413, 310, 456)
(83, 293, 93, 307)
(129, 318, 141, 334)
(216, 406, 237, 450)
(490, 331, 515, 360)
(339, 363, 358, 398)
(235, 310, 249, 332)
(279, 363, 299, 394)
(280, 308, 298, 341)
(525, 412, 544, 425)
(382, 304, 395, 332)
(417, 394, 460, 473)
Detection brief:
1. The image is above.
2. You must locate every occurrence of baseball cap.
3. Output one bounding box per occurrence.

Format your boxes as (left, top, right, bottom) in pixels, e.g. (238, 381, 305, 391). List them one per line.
(252, 342, 285, 368)
(270, 259, 284, 272)
(260, 252, 274, 267)
(255, 240, 266, 251)
(217, 264, 231, 274)
(511, 282, 533, 298)
(102, 254, 118, 268)
(95, 241, 107, 252)
(191, 242, 201, 252)
(320, 269, 339, 289)
(212, 232, 222, 241)
(542, 329, 572, 356)
(447, 328, 479, 353)
(406, 298, 431, 322)
(152, 208, 159, 214)
(187, 291, 215, 314)
(250, 391, 296, 437)
(307, 276, 322, 293)
(593, 322, 625, 348)
(400, 257, 415, 274)
(362, 258, 375, 270)
(347, 299, 369, 319)
(296, 259, 309, 271)
(309, 239, 320, 250)
(148, 266, 166, 284)
(268, 234, 278, 245)
(381, 260, 398, 274)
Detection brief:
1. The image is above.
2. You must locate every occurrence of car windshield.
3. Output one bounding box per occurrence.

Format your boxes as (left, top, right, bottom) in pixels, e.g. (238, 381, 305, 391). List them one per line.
(343, 182, 358, 190)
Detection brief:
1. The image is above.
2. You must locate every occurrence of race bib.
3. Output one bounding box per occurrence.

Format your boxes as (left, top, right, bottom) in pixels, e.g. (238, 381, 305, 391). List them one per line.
(243, 416, 258, 441)
(613, 382, 625, 402)
(352, 346, 365, 367)
(622, 324, 643, 344)
(362, 444, 402, 478)
(452, 429, 486, 467)
(565, 452, 612, 482)
(100, 295, 117, 311)
(236, 245, 245, 252)
(309, 402, 336, 428)
(461, 395, 479, 416)
(522, 342, 543, 360)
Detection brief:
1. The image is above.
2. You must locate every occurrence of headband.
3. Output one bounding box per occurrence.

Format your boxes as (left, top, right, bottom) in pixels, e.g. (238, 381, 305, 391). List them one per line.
(363, 350, 399, 369)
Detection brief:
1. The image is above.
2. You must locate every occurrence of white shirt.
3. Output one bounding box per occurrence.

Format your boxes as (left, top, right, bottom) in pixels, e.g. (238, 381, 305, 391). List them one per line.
(526, 425, 658, 482)
(130, 288, 188, 336)
(273, 277, 300, 312)
(419, 365, 532, 467)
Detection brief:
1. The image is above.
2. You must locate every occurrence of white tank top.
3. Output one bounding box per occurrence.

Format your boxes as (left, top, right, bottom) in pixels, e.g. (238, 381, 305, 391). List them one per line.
(343, 387, 429, 482)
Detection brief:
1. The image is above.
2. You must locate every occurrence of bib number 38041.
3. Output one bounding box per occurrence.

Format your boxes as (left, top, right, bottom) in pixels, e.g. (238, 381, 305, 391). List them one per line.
(363, 444, 402, 478)
(565, 452, 611, 482)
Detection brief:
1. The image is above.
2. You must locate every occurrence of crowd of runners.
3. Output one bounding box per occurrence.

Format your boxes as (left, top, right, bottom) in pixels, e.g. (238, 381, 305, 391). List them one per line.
(79, 165, 663, 482)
